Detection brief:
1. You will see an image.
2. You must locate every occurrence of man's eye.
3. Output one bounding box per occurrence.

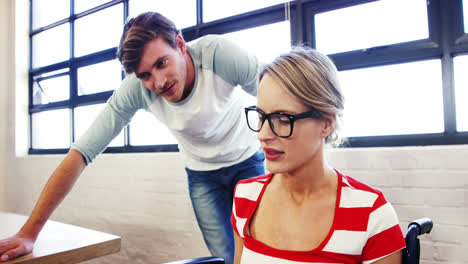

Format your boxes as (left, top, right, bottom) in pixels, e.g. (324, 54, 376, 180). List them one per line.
(156, 58, 168, 68)
(138, 73, 150, 81)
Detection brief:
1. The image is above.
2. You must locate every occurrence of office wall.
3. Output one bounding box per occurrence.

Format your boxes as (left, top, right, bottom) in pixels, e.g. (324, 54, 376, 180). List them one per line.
(328, 146, 468, 264)
(0, 0, 12, 211)
(11, 154, 210, 263)
(8, 147, 468, 264)
(5, 0, 468, 263)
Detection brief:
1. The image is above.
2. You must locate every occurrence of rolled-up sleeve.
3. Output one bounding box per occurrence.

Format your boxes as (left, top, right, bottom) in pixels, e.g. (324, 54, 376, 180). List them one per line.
(212, 37, 263, 96)
(71, 74, 151, 164)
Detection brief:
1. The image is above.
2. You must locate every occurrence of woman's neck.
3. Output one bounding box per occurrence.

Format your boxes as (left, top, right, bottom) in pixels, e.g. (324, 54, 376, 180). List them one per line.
(276, 160, 337, 206)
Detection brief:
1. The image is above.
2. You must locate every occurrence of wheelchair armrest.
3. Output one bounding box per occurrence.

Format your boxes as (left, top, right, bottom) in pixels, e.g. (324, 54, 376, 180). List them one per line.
(162, 256, 225, 264)
(408, 217, 433, 235)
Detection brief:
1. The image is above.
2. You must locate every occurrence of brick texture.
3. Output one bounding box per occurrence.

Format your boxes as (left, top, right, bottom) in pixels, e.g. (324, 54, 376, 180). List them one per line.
(6, 145, 468, 263)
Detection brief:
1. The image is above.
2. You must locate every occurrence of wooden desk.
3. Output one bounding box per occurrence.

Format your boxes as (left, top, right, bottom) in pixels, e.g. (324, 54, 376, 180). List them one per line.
(0, 211, 121, 264)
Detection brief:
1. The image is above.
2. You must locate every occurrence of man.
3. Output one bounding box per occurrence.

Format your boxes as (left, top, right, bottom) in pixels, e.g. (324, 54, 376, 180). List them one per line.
(0, 12, 264, 264)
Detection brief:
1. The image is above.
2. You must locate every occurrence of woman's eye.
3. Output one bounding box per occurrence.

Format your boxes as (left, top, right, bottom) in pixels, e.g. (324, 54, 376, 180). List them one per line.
(278, 118, 290, 124)
(272, 115, 290, 125)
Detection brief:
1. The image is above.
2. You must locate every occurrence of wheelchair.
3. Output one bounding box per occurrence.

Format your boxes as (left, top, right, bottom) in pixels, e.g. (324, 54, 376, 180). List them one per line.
(163, 217, 433, 264)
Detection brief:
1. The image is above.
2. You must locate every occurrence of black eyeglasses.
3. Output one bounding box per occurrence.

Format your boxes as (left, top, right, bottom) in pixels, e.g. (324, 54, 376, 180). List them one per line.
(244, 106, 322, 138)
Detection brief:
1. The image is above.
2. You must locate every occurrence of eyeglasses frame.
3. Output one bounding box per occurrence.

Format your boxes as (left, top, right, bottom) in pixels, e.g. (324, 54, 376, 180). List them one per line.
(244, 105, 322, 138)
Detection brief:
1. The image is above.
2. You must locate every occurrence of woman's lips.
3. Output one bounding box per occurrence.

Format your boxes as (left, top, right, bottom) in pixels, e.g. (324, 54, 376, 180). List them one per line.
(263, 148, 283, 161)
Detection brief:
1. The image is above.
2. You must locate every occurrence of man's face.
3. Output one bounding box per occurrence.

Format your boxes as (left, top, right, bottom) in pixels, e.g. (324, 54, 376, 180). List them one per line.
(135, 35, 190, 103)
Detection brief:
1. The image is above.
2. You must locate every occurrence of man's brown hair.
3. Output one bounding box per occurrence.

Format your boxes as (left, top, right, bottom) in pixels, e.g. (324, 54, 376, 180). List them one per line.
(117, 12, 179, 74)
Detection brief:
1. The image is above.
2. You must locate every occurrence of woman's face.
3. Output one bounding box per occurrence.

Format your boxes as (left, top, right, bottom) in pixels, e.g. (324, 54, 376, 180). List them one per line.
(256, 73, 330, 175)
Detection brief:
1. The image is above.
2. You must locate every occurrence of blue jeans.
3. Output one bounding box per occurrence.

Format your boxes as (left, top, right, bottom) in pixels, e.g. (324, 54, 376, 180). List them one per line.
(186, 149, 265, 264)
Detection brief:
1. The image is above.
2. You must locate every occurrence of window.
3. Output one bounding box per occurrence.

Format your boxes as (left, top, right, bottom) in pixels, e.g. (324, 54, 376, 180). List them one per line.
(31, 109, 70, 149)
(75, 0, 110, 14)
(29, 0, 290, 154)
(33, 69, 69, 104)
(77, 60, 121, 95)
(29, 0, 468, 155)
(315, 0, 428, 54)
(29, 1, 126, 154)
(32, 0, 69, 30)
(32, 24, 69, 68)
(454, 55, 468, 132)
(464, 0, 468, 32)
(74, 4, 123, 57)
(203, 0, 286, 23)
(129, 0, 196, 29)
(223, 21, 291, 64)
(339, 60, 444, 137)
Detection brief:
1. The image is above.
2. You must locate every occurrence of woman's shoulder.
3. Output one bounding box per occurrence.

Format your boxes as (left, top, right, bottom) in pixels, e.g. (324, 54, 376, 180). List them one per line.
(233, 173, 272, 199)
(336, 170, 389, 210)
(238, 173, 271, 184)
(337, 170, 384, 196)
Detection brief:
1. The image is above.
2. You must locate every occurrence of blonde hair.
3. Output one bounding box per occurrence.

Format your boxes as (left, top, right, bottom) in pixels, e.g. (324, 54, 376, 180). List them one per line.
(260, 46, 345, 145)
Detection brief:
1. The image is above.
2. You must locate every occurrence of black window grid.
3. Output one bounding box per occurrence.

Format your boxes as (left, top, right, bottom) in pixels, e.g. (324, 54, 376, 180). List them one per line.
(28, 0, 468, 155)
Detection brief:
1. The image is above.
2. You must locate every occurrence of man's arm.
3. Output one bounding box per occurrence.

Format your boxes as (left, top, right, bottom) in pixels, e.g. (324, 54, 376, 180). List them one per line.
(0, 72, 147, 262)
(0, 149, 86, 262)
(211, 37, 263, 96)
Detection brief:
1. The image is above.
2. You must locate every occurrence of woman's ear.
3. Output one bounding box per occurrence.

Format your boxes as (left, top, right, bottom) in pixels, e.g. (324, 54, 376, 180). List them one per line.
(321, 114, 336, 139)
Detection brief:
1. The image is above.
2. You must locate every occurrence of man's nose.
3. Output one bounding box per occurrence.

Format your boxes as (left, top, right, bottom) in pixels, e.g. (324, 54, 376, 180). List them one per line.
(151, 71, 166, 91)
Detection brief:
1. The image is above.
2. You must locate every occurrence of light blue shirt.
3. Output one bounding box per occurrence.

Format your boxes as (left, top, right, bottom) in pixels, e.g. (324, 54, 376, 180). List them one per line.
(72, 35, 262, 170)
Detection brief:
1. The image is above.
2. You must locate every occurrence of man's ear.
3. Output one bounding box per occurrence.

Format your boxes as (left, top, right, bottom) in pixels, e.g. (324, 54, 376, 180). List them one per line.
(176, 35, 186, 54)
(321, 114, 336, 139)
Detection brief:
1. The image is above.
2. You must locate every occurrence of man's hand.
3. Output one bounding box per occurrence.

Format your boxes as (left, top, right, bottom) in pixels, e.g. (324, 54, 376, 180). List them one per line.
(0, 233, 35, 262)
(0, 150, 87, 262)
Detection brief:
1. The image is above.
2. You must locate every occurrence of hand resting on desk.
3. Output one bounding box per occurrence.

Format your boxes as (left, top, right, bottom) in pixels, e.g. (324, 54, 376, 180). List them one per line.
(0, 232, 35, 262)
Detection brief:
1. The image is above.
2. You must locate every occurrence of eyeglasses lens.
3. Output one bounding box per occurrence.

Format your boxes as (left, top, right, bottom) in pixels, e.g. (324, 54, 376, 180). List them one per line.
(246, 109, 291, 137)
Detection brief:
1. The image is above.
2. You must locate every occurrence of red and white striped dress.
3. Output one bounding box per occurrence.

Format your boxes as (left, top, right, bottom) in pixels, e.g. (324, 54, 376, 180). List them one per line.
(231, 170, 406, 264)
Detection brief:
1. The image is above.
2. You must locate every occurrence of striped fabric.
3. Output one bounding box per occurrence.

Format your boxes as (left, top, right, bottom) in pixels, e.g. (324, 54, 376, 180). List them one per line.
(231, 170, 406, 263)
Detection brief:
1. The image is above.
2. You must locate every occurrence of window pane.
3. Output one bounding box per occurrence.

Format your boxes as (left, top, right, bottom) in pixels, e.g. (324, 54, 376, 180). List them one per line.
(454, 55, 468, 132)
(32, 0, 70, 30)
(33, 73, 70, 104)
(74, 4, 123, 57)
(223, 21, 291, 64)
(203, 0, 286, 23)
(338, 59, 443, 137)
(32, 109, 70, 149)
(464, 0, 468, 33)
(75, 0, 110, 14)
(32, 24, 70, 68)
(129, 110, 176, 146)
(78, 60, 122, 95)
(129, 0, 196, 29)
(74, 104, 124, 147)
(316, 0, 428, 54)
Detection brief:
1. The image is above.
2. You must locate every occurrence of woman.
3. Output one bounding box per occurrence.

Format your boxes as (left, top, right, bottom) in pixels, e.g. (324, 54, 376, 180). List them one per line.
(231, 47, 405, 263)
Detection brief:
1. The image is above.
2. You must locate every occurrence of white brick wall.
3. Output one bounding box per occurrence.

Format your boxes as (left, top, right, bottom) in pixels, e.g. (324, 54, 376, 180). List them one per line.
(9, 154, 211, 263)
(4, 145, 467, 263)
(327, 146, 468, 264)
(0, 0, 11, 211)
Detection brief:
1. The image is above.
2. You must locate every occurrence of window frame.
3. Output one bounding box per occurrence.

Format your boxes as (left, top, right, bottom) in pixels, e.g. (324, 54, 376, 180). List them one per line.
(28, 0, 468, 155)
(298, 0, 468, 147)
